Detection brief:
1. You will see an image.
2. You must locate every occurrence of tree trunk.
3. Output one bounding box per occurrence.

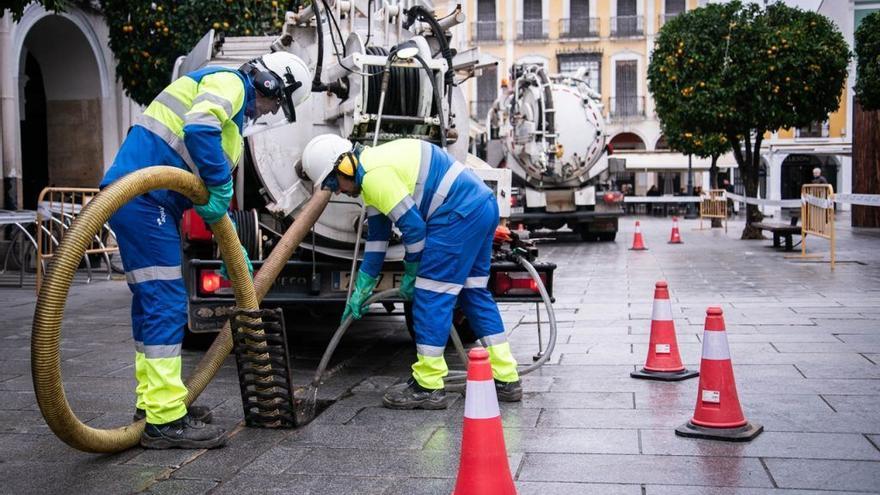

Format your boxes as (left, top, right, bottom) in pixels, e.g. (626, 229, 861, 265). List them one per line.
(853, 102, 880, 228)
(710, 155, 722, 228)
(730, 134, 764, 239)
(742, 170, 764, 239)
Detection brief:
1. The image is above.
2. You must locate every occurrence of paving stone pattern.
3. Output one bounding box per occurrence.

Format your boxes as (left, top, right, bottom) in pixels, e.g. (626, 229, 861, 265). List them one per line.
(1, 215, 879, 494)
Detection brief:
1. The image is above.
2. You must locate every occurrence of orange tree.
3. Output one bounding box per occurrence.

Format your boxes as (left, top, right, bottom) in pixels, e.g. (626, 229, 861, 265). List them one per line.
(855, 11, 880, 111)
(4, 1, 300, 105)
(648, 1, 849, 239)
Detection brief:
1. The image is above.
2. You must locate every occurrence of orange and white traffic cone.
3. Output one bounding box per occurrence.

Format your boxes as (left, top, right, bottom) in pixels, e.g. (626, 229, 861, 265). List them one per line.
(668, 217, 683, 244)
(631, 281, 698, 381)
(452, 348, 516, 495)
(675, 307, 763, 441)
(630, 221, 647, 250)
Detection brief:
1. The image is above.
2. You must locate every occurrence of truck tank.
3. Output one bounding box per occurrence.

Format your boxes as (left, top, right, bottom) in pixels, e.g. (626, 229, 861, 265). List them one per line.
(485, 64, 622, 240)
(492, 65, 608, 188)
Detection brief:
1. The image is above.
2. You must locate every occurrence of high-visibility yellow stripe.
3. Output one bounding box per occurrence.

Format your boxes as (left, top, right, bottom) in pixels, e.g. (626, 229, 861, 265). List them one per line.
(197, 71, 245, 117)
(135, 351, 148, 412)
(141, 355, 188, 424)
(487, 342, 519, 383)
(412, 354, 448, 390)
(164, 76, 198, 105)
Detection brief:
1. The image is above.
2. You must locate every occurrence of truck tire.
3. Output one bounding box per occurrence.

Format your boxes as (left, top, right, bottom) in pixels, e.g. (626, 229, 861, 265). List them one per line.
(578, 225, 598, 242)
(404, 303, 478, 344)
(598, 232, 617, 242)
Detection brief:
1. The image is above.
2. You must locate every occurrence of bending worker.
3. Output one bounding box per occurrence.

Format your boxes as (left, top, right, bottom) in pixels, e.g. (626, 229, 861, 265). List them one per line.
(303, 136, 522, 409)
(100, 52, 310, 448)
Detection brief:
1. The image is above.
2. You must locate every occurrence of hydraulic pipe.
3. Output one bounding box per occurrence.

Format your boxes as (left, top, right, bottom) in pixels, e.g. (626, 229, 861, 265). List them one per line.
(436, 8, 466, 31)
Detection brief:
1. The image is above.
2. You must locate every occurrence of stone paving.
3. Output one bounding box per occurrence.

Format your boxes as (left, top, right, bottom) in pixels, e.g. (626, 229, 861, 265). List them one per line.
(1, 214, 879, 494)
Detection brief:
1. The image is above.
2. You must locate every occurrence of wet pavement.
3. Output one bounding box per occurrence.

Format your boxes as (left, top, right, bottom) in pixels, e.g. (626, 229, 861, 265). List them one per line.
(1, 214, 879, 494)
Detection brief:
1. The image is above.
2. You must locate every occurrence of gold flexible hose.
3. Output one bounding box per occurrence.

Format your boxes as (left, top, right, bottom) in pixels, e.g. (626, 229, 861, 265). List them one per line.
(31, 166, 331, 453)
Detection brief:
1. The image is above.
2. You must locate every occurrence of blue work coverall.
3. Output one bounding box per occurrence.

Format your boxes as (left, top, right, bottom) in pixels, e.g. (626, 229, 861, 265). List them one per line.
(100, 67, 255, 424)
(355, 139, 519, 390)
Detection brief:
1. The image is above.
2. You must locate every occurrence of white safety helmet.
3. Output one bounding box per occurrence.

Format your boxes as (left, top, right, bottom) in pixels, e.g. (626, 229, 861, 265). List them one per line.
(241, 51, 311, 124)
(302, 134, 354, 191)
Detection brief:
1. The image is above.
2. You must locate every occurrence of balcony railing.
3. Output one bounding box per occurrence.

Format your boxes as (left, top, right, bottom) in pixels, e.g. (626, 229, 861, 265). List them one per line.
(610, 16, 644, 37)
(517, 19, 549, 40)
(559, 18, 599, 39)
(609, 96, 645, 119)
(471, 21, 503, 42)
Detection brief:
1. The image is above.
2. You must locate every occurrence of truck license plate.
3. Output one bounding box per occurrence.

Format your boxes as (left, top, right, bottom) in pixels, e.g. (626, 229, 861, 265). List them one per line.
(332, 271, 403, 292)
(511, 206, 524, 214)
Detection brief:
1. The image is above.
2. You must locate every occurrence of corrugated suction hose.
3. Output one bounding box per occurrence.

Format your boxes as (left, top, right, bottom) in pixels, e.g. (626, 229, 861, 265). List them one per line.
(31, 166, 331, 453)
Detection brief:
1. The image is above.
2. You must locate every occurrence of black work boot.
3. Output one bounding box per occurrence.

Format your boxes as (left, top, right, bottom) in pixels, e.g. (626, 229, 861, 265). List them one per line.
(382, 378, 448, 410)
(140, 414, 226, 449)
(495, 379, 523, 402)
(134, 405, 213, 424)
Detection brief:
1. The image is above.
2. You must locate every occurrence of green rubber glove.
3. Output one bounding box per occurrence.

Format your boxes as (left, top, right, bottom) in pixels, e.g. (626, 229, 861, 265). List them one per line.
(399, 261, 419, 301)
(342, 271, 378, 322)
(219, 243, 254, 280)
(194, 179, 234, 225)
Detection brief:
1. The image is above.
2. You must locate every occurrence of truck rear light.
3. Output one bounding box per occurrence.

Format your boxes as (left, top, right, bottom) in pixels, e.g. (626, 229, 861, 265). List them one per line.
(603, 191, 623, 204)
(182, 209, 213, 242)
(199, 269, 231, 294)
(494, 272, 546, 296)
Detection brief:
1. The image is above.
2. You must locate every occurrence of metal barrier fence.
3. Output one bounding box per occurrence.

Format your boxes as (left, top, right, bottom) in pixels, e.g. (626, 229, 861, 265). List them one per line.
(35, 187, 119, 292)
(699, 189, 728, 233)
(799, 184, 836, 270)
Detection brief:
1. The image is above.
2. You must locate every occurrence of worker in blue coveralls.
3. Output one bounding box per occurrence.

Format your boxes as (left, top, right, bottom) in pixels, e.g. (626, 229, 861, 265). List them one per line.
(302, 136, 522, 409)
(100, 52, 311, 449)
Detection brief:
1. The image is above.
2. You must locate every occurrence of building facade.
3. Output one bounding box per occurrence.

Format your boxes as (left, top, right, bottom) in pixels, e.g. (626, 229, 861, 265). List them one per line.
(0, 3, 139, 211)
(446, 0, 855, 214)
(448, 0, 731, 198)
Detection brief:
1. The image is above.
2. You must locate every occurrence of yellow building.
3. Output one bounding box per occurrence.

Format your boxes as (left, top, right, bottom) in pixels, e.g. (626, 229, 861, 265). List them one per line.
(440, 0, 853, 213)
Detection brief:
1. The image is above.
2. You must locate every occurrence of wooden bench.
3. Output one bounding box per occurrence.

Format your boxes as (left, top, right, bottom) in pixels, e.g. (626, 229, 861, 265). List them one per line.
(751, 217, 800, 251)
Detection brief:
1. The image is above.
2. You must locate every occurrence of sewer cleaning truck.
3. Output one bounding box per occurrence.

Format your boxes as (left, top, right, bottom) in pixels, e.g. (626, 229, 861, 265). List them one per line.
(485, 63, 623, 241)
(171, 2, 556, 337)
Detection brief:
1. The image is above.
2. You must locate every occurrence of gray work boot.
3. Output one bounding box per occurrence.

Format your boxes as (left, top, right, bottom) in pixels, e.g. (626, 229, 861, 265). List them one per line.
(140, 414, 226, 449)
(382, 378, 448, 410)
(495, 379, 523, 402)
(135, 405, 213, 424)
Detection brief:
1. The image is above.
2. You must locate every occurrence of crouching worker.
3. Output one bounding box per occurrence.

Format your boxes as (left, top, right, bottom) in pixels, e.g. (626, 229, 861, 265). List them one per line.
(100, 52, 310, 448)
(302, 136, 522, 409)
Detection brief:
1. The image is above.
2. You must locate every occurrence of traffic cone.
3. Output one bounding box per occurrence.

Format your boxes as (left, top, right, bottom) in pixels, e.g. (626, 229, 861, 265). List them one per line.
(675, 307, 763, 442)
(630, 221, 647, 250)
(668, 217, 683, 244)
(631, 281, 698, 381)
(452, 347, 516, 495)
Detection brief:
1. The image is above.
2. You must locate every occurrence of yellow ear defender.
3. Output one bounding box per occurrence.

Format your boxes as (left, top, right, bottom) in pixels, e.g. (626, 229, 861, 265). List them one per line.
(334, 151, 357, 177)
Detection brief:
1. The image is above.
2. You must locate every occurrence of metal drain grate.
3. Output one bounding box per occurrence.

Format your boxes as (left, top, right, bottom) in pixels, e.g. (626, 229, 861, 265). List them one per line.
(230, 307, 314, 427)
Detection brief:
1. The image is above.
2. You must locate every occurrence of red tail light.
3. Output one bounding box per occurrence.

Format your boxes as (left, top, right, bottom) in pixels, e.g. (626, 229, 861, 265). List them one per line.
(199, 270, 231, 294)
(494, 272, 546, 295)
(201, 271, 221, 293)
(603, 191, 623, 204)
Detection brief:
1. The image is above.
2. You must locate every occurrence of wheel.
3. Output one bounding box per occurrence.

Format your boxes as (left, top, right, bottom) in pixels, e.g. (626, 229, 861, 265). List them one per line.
(598, 232, 617, 242)
(403, 303, 478, 344)
(578, 225, 598, 242)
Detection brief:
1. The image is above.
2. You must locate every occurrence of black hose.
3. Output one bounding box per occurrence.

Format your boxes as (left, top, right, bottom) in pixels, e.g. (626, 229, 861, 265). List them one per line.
(311, 0, 327, 92)
(310, 256, 556, 388)
(413, 54, 447, 149)
(365, 0, 373, 47)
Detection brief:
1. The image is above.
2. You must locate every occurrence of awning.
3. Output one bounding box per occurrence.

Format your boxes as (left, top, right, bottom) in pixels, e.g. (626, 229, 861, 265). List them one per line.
(614, 151, 738, 171)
